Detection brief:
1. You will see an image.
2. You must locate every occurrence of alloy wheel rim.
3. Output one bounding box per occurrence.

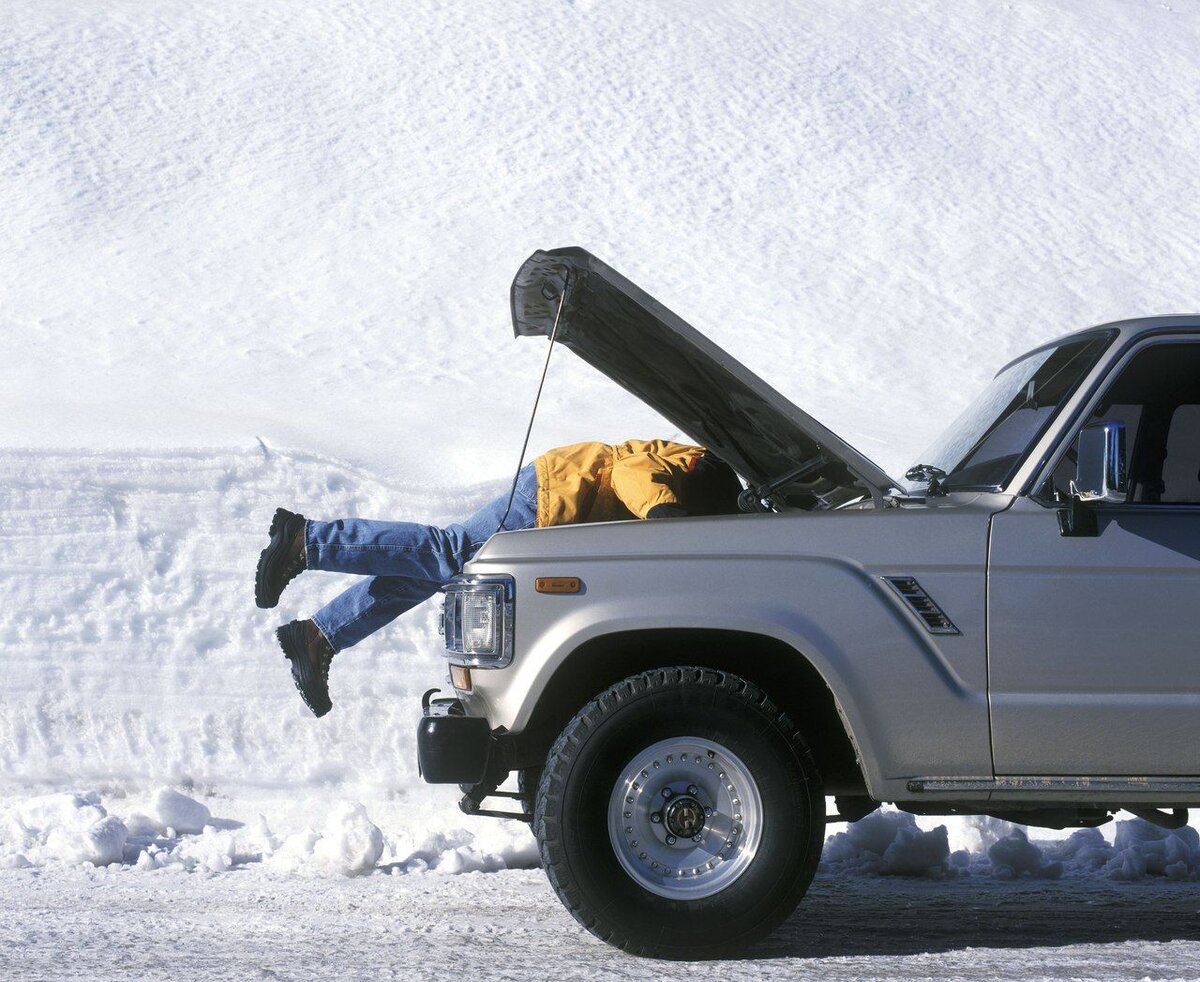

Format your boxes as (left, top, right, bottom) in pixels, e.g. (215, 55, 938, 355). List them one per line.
(606, 736, 763, 900)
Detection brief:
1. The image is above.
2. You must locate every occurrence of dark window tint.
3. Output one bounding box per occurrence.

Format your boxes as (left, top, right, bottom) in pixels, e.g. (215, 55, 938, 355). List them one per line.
(1047, 343, 1200, 505)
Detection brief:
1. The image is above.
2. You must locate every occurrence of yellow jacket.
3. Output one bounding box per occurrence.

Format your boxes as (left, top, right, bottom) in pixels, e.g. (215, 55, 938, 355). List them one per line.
(534, 440, 705, 527)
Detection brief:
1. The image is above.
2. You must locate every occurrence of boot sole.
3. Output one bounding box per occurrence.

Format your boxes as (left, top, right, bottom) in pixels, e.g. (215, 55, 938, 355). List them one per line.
(276, 621, 332, 718)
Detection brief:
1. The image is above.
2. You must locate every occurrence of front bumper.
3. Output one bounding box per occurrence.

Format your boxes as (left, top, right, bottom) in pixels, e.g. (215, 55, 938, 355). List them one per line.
(416, 688, 553, 822)
(416, 691, 492, 785)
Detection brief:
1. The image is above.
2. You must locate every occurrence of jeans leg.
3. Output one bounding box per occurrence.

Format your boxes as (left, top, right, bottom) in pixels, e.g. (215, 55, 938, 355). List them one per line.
(311, 574, 443, 653)
(305, 465, 539, 577)
(306, 465, 540, 652)
(306, 519, 473, 579)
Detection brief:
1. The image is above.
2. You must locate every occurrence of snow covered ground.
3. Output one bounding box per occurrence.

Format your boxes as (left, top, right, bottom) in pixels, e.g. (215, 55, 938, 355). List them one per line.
(6, 865, 1200, 981)
(4, 0, 1200, 976)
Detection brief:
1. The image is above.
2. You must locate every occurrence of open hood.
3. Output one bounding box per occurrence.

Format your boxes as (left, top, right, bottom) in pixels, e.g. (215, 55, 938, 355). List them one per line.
(510, 248, 899, 509)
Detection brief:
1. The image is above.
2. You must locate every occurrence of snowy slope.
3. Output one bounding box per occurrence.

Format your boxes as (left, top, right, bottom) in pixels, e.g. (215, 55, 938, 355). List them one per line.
(7, 0, 1200, 482)
(4, 0, 1200, 927)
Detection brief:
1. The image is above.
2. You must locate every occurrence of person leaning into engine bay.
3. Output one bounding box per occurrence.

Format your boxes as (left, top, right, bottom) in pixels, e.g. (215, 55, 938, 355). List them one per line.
(255, 439, 741, 717)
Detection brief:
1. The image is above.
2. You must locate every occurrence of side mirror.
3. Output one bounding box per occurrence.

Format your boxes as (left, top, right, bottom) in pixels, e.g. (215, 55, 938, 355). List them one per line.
(1058, 420, 1126, 537)
(1074, 420, 1128, 504)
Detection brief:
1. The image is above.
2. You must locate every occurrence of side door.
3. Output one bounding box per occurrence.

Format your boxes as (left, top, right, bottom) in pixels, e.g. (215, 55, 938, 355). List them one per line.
(988, 336, 1200, 776)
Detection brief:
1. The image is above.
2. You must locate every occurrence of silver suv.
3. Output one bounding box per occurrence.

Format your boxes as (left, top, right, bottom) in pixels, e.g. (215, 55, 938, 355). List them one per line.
(418, 248, 1200, 958)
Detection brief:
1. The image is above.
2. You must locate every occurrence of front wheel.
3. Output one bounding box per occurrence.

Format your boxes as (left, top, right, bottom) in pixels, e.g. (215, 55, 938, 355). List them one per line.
(534, 667, 825, 959)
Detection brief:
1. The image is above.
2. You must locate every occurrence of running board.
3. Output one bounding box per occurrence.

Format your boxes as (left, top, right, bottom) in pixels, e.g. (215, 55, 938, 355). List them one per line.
(907, 776, 1200, 795)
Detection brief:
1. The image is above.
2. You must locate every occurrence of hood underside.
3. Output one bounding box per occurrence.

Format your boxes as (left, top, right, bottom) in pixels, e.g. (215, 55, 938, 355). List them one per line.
(510, 247, 898, 509)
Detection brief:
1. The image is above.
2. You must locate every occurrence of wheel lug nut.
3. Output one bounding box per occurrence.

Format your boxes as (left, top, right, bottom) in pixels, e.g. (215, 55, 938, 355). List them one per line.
(707, 750, 715, 758)
(650, 812, 663, 824)
(625, 826, 633, 834)
(662, 788, 673, 799)
(692, 834, 703, 842)
(687, 784, 699, 796)
(666, 834, 676, 845)
(705, 807, 713, 817)
(624, 811, 631, 819)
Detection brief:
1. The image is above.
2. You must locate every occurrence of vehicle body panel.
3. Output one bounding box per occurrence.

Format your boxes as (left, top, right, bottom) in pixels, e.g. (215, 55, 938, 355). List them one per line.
(988, 327, 1200, 779)
(990, 496, 1200, 776)
(464, 496, 1008, 801)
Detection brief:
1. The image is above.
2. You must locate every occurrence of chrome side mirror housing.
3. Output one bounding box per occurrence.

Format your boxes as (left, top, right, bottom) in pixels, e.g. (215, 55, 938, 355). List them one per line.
(1059, 420, 1127, 537)
(1073, 420, 1128, 504)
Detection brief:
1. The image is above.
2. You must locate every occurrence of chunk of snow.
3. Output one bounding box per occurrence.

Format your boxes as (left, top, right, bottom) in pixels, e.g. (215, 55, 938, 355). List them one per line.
(1104, 820, 1199, 882)
(148, 788, 212, 836)
(268, 802, 383, 877)
(2, 793, 128, 867)
(822, 810, 951, 878)
(313, 802, 384, 876)
(987, 828, 1063, 880)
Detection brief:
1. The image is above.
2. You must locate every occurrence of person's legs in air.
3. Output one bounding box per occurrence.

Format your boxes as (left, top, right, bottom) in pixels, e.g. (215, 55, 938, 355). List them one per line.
(258, 464, 538, 716)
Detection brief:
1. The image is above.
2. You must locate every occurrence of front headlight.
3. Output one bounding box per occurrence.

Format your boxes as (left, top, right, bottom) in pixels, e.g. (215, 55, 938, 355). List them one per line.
(439, 575, 515, 668)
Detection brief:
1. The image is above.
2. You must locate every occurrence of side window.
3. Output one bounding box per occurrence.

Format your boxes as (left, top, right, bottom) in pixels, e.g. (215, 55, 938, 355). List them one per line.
(1161, 405, 1200, 503)
(1045, 342, 1200, 505)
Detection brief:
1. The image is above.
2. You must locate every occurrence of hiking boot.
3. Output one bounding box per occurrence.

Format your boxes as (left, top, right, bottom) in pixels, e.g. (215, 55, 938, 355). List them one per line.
(276, 619, 334, 718)
(255, 508, 307, 609)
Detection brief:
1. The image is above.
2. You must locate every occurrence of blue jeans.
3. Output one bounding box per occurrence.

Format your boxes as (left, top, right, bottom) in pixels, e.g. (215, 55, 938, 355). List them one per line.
(308, 464, 538, 652)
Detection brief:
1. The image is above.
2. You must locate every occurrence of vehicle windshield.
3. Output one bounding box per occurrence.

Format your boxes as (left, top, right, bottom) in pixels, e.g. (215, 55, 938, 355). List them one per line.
(911, 332, 1114, 491)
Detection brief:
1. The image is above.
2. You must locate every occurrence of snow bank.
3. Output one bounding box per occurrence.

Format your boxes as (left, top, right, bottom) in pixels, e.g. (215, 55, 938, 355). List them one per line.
(8, 0, 1200, 482)
(2, 789, 1196, 885)
(983, 820, 1200, 882)
(821, 808, 1200, 882)
(1, 789, 537, 878)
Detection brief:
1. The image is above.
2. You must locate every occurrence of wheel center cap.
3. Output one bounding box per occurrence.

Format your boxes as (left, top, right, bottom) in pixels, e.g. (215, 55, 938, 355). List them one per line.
(664, 795, 706, 839)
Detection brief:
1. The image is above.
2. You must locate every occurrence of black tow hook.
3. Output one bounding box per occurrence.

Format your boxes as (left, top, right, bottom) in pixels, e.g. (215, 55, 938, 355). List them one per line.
(421, 688, 441, 711)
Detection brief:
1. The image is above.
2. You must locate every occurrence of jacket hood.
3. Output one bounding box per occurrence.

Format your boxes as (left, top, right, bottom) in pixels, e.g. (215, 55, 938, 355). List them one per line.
(510, 247, 899, 509)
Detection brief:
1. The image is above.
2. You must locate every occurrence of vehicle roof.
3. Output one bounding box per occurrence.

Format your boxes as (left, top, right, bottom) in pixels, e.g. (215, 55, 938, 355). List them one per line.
(996, 315, 1200, 376)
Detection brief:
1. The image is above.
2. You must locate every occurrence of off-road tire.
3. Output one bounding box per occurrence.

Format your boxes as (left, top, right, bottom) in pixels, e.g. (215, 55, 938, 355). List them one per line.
(517, 766, 543, 818)
(533, 666, 824, 959)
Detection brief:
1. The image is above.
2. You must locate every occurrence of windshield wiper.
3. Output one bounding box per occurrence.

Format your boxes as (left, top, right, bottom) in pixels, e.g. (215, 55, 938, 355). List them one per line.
(904, 463, 948, 496)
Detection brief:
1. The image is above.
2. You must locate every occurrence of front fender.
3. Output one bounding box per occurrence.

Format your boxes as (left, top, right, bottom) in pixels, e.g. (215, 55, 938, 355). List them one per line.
(465, 552, 991, 802)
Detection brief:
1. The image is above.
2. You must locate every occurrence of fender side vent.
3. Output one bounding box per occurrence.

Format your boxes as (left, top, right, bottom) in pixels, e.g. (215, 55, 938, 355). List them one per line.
(883, 576, 960, 635)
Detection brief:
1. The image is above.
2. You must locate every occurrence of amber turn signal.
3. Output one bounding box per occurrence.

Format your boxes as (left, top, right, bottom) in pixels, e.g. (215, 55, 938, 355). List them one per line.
(450, 664, 472, 691)
(535, 577, 582, 594)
